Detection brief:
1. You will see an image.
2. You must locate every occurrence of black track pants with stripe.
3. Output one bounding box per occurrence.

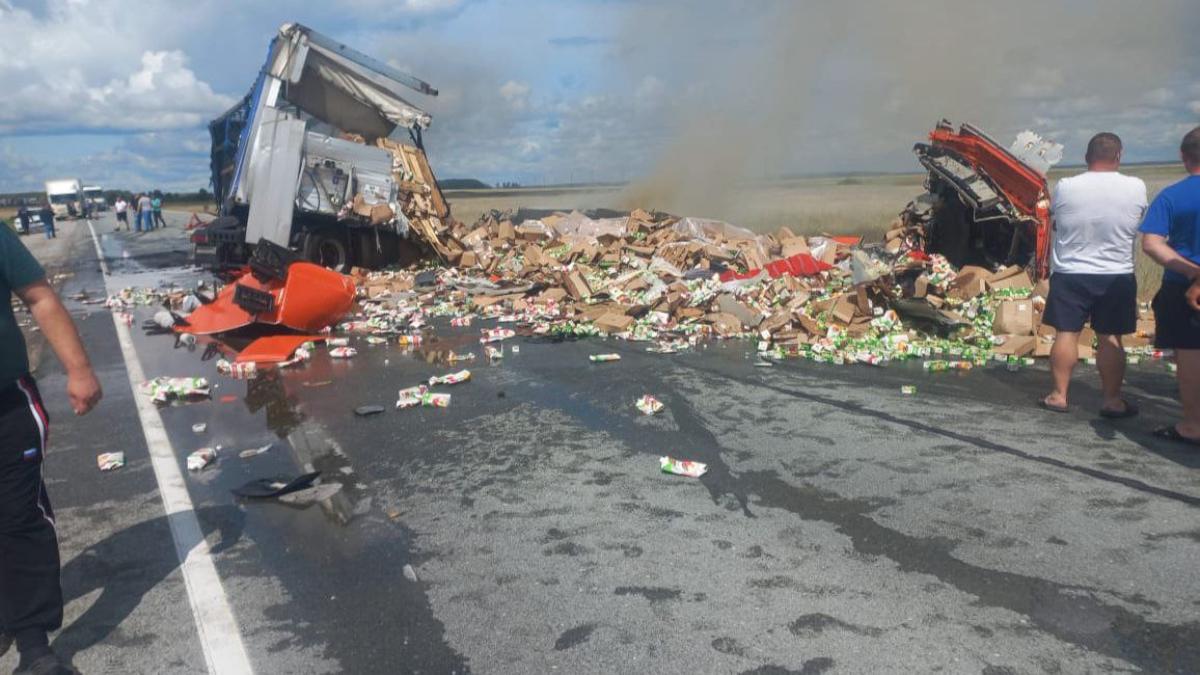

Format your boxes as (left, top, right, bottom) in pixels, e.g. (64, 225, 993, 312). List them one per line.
(0, 375, 62, 637)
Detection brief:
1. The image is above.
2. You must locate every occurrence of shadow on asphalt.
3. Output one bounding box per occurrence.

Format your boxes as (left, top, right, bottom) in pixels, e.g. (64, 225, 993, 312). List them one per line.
(53, 505, 245, 663)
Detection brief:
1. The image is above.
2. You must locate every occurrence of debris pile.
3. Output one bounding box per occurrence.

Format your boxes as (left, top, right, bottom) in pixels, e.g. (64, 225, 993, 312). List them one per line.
(344, 206, 1159, 367)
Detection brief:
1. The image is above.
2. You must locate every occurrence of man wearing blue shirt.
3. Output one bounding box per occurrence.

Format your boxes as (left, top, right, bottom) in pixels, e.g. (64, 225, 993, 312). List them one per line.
(1140, 126, 1200, 446)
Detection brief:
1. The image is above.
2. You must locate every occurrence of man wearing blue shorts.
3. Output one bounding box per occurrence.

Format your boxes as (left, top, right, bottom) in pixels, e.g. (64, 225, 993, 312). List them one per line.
(1142, 126, 1200, 446)
(1042, 133, 1146, 416)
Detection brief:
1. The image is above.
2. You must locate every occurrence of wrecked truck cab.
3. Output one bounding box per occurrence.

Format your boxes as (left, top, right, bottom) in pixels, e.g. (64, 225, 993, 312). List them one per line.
(198, 22, 448, 273)
(904, 121, 1061, 279)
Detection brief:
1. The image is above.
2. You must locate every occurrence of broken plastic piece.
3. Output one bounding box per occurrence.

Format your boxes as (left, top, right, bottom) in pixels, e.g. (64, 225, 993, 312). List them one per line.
(232, 471, 322, 499)
(590, 354, 620, 363)
(330, 346, 357, 358)
(236, 335, 320, 364)
(355, 405, 386, 416)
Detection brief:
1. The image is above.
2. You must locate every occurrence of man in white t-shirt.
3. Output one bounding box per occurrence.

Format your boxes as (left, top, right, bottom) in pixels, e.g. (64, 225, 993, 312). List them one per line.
(1041, 132, 1147, 416)
(114, 197, 129, 231)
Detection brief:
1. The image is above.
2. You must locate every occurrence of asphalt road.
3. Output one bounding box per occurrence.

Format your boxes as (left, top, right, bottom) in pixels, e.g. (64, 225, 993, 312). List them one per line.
(4, 211, 1199, 674)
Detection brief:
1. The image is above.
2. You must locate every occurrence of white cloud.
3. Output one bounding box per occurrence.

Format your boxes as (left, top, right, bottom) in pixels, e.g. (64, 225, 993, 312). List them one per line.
(340, 0, 465, 15)
(499, 80, 531, 110)
(0, 3, 232, 135)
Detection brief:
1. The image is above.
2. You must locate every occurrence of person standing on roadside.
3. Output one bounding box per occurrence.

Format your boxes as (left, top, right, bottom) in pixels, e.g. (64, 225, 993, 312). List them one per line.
(0, 220, 102, 674)
(16, 207, 30, 236)
(1144, 126, 1200, 446)
(114, 196, 129, 231)
(151, 192, 166, 229)
(36, 203, 55, 240)
(1041, 132, 1146, 417)
(137, 192, 152, 233)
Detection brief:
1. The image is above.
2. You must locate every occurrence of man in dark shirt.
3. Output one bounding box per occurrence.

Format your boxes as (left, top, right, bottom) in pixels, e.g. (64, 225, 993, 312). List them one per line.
(0, 224, 101, 673)
(16, 208, 30, 236)
(1141, 126, 1200, 446)
(36, 204, 54, 240)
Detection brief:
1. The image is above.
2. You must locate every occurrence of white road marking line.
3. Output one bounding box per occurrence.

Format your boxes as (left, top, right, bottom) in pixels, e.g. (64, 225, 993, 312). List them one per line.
(87, 220, 254, 675)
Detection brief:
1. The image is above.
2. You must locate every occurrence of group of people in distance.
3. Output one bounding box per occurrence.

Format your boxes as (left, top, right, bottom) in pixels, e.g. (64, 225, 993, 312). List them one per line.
(1042, 126, 1200, 445)
(113, 192, 166, 232)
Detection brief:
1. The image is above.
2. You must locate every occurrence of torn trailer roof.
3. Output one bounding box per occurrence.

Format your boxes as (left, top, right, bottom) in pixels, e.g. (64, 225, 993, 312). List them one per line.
(210, 22, 439, 212)
(267, 22, 435, 136)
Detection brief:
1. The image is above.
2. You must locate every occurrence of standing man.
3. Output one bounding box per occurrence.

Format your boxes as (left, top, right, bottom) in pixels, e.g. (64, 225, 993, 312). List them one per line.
(36, 204, 55, 241)
(136, 193, 153, 233)
(151, 193, 166, 230)
(1145, 126, 1200, 445)
(113, 196, 128, 232)
(1, 220, 102, 673)
(16, 207, 30, 236)
(1041, 132, 1146, 416)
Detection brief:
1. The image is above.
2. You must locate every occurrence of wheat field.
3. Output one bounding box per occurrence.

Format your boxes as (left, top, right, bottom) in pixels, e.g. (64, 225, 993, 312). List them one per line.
(447, 164, 1189, 299)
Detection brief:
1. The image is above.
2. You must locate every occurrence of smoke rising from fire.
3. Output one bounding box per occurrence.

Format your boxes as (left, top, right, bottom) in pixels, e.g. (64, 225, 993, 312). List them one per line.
(617, 0, 1199, 221)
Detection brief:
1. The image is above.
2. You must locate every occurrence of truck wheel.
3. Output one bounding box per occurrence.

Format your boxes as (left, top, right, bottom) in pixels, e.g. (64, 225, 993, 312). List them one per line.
(303, 230, 351, 272)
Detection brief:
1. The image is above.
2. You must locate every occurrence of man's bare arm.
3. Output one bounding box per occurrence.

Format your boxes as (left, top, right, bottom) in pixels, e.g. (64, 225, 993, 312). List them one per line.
(1143, 234, 1200, 281)
(16, 280, 102, 414)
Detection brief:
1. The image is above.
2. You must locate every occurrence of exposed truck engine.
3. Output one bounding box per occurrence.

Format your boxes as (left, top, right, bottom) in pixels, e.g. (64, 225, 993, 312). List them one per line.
(901, 120, 1062, 279)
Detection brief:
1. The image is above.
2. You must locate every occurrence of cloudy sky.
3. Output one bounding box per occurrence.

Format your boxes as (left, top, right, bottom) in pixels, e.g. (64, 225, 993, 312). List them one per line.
(1, 0, 1198, 194)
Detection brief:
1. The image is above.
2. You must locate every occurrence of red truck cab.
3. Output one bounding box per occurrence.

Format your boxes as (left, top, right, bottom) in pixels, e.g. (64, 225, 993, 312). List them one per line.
(910, 120, 1058, 279)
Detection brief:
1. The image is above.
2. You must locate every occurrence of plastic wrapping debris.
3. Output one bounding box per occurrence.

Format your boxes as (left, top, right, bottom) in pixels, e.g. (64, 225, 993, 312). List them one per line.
(141, 377, 210, 404)
(329, 347, 357, 359)
(480, 328, 515, 343)
(660, 456, 707, 478)
(98, 452, 125, 471)
(428, 370, 471, 385)
(396, 385, 429, 408)
(396, 385, 449, 408)
(636, 395, 664, 415)
(215, 359, 258, 379)
(187, 447, 217, 471)
(192, 423, 207, 434)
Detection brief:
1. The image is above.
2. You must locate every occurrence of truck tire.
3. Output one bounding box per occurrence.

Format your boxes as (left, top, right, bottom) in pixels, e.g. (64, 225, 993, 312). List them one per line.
(303, 229, 351, 272)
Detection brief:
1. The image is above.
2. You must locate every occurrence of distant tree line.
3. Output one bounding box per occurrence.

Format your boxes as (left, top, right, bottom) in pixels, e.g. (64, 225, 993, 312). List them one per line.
(0, 187, 214, 206)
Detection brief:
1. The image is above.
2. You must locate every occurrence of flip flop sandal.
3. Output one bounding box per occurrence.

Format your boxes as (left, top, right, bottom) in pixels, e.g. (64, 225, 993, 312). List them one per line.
(1099, 400, 1139, 419)
(1039, 399, 1069, 413)
(1152, 425, 1200, 448)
